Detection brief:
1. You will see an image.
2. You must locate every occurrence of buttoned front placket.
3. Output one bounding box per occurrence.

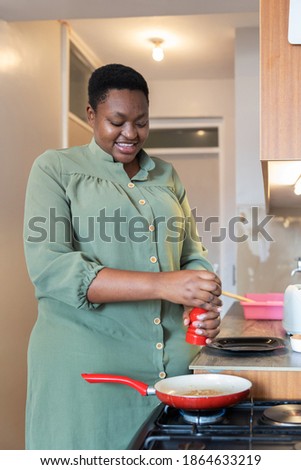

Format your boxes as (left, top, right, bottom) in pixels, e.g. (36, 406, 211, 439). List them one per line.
(127, 171, 166, 380)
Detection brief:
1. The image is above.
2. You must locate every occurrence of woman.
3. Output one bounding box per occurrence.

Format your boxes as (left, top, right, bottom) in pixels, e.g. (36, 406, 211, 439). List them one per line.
(23, 63, 222, 450)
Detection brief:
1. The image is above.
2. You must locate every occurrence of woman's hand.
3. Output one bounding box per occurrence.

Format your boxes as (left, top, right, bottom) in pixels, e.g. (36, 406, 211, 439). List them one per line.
(159, 269, 222, 311)
(157, 269, 222, 342)
(183, 306, 221, 343)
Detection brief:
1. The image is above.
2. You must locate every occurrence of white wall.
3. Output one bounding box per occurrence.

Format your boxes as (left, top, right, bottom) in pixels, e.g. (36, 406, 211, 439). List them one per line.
(0, 20, 62, 449)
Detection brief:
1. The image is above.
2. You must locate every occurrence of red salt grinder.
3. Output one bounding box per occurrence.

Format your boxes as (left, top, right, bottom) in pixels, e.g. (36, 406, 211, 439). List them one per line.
(185, 307, 208, 346)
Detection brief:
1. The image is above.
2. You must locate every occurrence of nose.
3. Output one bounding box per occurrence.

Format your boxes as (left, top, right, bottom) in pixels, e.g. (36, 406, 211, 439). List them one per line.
(121, 123, 138, 140)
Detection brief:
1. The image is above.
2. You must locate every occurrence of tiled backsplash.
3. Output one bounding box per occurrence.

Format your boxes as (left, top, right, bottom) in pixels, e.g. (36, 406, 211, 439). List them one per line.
(237, 205, 301, 294)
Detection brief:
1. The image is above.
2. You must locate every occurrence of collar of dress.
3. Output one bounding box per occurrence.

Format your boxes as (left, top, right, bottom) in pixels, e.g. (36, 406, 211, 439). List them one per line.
(88, 137, 155, 181)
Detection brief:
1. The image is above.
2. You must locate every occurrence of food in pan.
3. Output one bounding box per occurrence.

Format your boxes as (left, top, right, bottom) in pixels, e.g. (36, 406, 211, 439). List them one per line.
(172, 389, 222, 397)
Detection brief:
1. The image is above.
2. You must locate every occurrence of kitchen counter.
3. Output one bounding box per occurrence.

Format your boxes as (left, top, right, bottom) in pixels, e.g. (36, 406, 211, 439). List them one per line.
(189, 302, 301, 399)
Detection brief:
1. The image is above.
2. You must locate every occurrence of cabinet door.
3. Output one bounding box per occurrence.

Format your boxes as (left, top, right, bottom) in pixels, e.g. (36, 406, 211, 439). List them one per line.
(261, 0, 301, 160)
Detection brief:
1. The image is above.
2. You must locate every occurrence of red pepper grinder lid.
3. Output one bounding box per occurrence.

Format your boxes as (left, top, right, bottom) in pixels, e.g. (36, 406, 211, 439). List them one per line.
(185, 307, 208, 346)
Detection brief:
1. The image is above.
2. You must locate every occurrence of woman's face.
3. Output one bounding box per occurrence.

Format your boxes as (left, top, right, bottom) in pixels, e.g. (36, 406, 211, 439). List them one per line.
(87, 88, 149, 166)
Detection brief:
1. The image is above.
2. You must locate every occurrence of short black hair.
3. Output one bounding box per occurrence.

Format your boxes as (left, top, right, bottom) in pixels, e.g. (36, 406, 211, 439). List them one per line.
(88, 63, 149, 111)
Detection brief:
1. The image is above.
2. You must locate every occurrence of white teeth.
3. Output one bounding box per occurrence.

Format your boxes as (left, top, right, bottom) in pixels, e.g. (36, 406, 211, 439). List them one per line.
(117, 143, 135, 147)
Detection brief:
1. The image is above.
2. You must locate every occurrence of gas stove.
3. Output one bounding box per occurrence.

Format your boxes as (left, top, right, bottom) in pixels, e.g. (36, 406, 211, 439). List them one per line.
(129, 400, 301, 450)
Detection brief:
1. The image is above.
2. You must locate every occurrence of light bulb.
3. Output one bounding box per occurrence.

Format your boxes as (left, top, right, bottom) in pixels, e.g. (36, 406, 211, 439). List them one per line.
(152, 45, 164, 62)
(150, 38, 164, 62)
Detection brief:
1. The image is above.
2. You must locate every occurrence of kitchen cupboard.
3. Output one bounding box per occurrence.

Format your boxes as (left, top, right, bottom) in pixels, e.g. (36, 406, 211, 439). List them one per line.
(260, 0, 301, 160)
(260, 0, 301, 214)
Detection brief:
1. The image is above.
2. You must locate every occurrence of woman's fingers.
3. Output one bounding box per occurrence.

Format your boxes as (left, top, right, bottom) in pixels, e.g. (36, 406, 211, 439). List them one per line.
(196, 272, 222, 298)
(183, 306, 221, 340)
(184, 292, 222, 311)
(163, 270, 222, 310)
(183, 308, 191, 326)
(197, 270, 222, 287)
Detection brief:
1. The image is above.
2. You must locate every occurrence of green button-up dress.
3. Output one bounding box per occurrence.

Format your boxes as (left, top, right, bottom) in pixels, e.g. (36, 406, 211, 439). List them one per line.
(23, 138, 213, 450)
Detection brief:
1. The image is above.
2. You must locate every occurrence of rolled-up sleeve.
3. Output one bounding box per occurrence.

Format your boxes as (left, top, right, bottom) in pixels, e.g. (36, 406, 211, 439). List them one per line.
(23, 151, 104, 309)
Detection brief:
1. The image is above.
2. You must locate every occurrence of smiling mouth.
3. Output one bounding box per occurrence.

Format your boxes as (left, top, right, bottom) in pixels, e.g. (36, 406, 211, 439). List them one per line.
(115, 142, 137, 148)
(115, 142, 138, 154)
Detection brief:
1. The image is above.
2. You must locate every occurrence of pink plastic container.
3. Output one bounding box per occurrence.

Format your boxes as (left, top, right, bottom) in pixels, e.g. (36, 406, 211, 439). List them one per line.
(240, 293, 284, 320)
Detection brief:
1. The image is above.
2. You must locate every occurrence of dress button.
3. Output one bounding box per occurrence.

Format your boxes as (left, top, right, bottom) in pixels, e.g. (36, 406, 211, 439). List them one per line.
(156, 342, 163, 350)
(139, 199, 146, 205)
(150, 256, 157, 263)
(153, 317, 161, 325)
(149, 224, 155, 232)
(159, 371, 166, 379)
(128, 182, 135, 188)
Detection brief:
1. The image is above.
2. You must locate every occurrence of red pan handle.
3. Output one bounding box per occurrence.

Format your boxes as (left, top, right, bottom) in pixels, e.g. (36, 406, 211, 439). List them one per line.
(81, 373, 149, 396)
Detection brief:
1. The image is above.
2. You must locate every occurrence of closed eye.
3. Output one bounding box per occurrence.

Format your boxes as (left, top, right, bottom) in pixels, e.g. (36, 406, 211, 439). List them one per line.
(110, 122, 123, 127)
(136, 121, 149, 128)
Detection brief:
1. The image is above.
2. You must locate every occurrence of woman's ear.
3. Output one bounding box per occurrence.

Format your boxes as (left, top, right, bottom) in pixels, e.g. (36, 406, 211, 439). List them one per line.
(86, 105, 95, 127)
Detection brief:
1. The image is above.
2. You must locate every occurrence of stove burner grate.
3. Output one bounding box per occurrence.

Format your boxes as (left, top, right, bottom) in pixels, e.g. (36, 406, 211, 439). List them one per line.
(180, 408, 226, 425)
(128, 400, 301, 450)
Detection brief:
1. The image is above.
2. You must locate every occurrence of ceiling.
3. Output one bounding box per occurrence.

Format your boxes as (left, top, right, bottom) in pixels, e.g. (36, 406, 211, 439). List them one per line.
(0, 0, 259, 80)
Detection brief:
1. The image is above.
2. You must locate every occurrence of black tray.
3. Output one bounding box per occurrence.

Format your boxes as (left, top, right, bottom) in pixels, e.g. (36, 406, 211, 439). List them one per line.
(207, 336, 286, 353)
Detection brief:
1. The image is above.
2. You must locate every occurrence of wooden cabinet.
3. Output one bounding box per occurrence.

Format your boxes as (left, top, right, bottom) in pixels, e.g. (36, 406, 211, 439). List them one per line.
(260, 0, 301, 161)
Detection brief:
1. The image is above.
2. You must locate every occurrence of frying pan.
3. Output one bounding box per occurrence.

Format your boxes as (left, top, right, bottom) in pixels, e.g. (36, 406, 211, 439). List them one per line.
(81, 373, 252, 410)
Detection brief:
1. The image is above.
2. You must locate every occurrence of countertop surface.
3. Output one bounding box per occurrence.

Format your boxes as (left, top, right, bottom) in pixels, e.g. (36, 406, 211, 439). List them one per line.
(190, 302, 301, 372)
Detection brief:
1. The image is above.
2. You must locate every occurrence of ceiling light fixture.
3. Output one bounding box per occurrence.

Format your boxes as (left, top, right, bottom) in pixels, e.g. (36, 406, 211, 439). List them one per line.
(150, 38, 164, 62)
(294, 175, 301, 195)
